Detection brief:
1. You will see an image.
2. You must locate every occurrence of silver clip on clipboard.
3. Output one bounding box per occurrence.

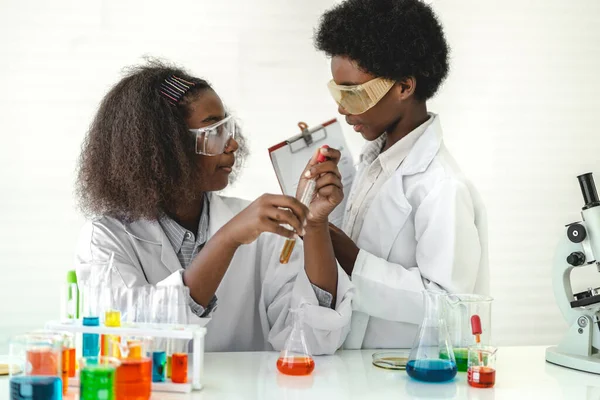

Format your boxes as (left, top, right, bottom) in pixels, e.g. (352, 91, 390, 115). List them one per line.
(287, 122, 329, 154)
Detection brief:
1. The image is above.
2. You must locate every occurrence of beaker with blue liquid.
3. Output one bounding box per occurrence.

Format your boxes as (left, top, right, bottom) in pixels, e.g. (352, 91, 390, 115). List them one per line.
(406, 290, 457, 383)
(9, 332, 64, 400)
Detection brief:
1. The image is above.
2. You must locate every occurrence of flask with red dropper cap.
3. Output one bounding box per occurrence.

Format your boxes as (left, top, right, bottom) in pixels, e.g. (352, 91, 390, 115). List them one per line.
(280, 145, 329, 264)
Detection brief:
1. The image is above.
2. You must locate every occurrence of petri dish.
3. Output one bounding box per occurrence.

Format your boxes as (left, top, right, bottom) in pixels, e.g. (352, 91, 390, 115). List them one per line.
(372, 351, 410, 370)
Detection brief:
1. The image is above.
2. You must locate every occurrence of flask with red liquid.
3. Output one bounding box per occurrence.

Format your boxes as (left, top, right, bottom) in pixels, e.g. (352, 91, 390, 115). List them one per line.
(276, 308, 315, 376)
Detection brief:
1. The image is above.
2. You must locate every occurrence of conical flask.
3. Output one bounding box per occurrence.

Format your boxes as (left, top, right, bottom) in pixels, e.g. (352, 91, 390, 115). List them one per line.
(407, 290, 457, 382)
(276, 308, 315, 376)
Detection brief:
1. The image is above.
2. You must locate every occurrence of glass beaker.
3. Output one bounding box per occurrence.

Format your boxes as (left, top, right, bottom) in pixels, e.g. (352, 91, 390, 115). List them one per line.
(407, 290, 457, 382)
(9, 332, 64, 400)
(276, 308, 315, 376)
(444, 294, 493, 372)
(31, 330, 74, 394)
(115, 336, 152, 400)
(80, 356, 120, 400)
(467, 345, 497, 388)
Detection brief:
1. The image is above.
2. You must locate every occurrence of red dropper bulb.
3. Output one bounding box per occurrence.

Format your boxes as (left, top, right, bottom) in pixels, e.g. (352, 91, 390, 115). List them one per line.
(316, 145, 329, 163)
(471, 314, 482, 335)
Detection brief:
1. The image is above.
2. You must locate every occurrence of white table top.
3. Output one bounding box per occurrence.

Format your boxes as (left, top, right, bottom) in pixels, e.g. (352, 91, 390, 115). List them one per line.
(3, 346, 600, 399)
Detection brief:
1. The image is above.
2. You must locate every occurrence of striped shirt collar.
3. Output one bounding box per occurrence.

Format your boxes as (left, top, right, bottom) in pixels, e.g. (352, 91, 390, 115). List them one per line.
(159, 194, 210, 253)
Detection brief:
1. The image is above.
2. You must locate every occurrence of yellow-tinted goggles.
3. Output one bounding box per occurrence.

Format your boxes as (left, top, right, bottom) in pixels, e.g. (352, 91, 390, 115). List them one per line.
(327, 78, 395, 115)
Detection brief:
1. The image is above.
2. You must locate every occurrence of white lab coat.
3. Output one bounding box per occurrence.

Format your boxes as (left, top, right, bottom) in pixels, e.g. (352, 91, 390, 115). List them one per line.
(76, 193, 354, 355)
(344, 116, 489, 349)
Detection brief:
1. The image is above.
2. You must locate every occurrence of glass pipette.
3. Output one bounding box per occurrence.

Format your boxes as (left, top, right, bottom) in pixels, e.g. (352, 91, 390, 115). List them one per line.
(471, 314, 483, 363)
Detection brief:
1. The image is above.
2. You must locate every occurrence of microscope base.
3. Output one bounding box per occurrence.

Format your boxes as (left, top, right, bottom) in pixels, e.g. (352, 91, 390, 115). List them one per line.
(546, 346, 600, 374)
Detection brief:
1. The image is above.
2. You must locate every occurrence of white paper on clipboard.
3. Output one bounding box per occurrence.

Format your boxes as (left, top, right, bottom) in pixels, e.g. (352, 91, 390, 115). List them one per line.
(268, 119, 355, 228)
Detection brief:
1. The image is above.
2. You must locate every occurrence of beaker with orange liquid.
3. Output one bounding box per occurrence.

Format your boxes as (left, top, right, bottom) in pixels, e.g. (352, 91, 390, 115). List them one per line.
(31, 330, 75, 394)
(115, 336, 153, 400)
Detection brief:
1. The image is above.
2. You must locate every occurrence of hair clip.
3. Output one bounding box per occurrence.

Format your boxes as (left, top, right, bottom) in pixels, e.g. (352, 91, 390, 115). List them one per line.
(159, 75, 196, 105)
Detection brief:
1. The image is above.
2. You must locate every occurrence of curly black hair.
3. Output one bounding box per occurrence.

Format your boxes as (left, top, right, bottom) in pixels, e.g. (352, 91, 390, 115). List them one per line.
(315, 0, 450, 101)
(76, 59, 247, 222)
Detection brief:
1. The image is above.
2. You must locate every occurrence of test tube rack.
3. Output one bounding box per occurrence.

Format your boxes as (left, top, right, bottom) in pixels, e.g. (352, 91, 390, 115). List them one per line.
(45, 319, 207, 393)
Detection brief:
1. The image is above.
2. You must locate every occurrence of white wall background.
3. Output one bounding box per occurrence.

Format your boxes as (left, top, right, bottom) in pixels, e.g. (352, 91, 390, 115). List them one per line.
(0, 0, 599, 352)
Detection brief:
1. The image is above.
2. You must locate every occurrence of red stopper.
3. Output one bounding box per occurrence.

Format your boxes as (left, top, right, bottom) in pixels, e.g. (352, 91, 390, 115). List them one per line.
(471, 314, 482, 335)
(316, 145, 330, 163)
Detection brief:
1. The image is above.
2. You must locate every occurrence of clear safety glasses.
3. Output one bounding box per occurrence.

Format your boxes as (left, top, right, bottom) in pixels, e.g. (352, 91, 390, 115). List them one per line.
(189, 115, 236, 156)
(327, 77, 395, 115)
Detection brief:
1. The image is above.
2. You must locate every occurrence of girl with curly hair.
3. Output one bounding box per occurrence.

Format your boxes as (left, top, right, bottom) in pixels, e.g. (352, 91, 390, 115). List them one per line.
(75, 60, 353, 354)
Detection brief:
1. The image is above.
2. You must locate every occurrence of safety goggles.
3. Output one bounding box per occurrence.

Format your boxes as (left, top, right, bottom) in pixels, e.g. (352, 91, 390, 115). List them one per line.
(189, 115, 236, 156)
(327, 77, 395, 115)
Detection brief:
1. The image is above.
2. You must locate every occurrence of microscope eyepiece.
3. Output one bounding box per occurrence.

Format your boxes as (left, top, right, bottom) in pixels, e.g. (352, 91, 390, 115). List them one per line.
(577, 173, 600, 210)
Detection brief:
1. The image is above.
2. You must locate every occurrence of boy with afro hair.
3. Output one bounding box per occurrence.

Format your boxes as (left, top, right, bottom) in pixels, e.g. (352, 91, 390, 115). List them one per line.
(315, 0, 489, 349)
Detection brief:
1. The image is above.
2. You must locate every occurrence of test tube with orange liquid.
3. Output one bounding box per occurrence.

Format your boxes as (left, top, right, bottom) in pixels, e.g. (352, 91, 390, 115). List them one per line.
(60, 332, 75, 394)
(171, 353, 188, 383)
(279, 145, 330, 264)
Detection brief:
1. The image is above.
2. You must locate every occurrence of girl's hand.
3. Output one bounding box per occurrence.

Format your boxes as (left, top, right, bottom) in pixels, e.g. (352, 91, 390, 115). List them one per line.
(221, 194, 309, 246)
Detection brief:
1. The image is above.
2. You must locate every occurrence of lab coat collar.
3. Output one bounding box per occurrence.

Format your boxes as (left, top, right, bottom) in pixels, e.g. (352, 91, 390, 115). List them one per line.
(399, 113, 443, 176)
(124, 219, 162, 245)
(378, 113, 433, 176)
(123, 192, 234, 275)
(206, 192, 236, 236)
(122, 219, 180, 274)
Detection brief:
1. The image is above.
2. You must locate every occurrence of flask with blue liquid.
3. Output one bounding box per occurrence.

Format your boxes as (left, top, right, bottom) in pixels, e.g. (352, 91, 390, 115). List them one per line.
(406, 290, 457, 383)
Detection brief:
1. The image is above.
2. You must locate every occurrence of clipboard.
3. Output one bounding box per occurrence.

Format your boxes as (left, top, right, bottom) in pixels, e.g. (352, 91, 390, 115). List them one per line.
(268, 119, 355, 228)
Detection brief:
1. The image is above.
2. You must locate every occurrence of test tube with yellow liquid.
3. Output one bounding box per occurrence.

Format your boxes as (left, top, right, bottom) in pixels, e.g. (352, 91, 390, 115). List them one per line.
(101, 310, 122, 358)
(280, 145, 329, 264)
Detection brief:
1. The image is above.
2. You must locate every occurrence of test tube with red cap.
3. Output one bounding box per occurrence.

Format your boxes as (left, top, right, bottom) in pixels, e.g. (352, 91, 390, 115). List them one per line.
(280, 145, 329, 264)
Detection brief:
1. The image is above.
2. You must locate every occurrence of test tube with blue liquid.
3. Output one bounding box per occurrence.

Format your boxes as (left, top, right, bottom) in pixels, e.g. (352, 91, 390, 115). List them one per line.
(80, 253, 117, 358)
(150, 286, 168, 382)
(81, 283, 101, 357)
(9, 333, 64, 400)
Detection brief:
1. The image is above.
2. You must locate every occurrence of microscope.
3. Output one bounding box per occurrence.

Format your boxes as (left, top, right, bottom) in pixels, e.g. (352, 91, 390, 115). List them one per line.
(546, 173, 600, 373)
